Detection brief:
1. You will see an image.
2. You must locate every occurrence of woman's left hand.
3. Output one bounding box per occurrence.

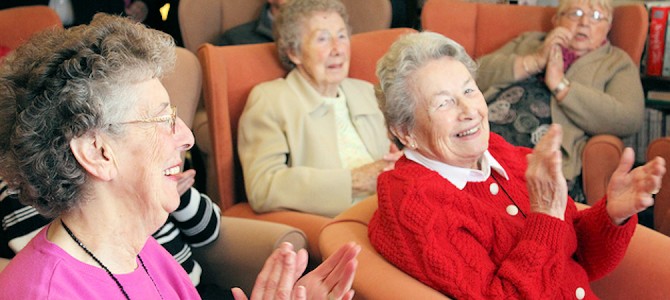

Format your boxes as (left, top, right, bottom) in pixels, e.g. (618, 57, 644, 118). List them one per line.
(232, 242, 309, 300)
(294, 242, 360, 300)
(544, 45, 566, 98)
(232, 242, 360, 300)
(606, 147, 666, 225)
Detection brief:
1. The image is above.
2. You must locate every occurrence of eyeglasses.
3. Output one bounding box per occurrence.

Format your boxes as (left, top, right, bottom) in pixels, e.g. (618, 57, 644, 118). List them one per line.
(560, 8, 609, 23)
(117, 105, 177, 134)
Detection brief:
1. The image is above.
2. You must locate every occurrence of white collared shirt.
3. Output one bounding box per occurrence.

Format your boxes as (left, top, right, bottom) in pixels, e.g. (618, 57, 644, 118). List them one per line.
(404, 149, 509, 190)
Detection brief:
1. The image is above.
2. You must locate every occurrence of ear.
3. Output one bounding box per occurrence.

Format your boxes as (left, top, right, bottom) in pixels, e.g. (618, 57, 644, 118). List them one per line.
(69, 132, 117, 181)
(287, 48, 302, 66)
(390, 126, 414, 149)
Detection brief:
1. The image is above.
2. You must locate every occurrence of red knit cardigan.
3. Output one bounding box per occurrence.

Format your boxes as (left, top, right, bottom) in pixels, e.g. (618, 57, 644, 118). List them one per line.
(369, 133, 636, 299)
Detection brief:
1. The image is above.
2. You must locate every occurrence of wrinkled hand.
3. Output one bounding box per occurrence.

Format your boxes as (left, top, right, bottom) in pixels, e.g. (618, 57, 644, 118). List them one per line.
(526, 124, 568, 220)
(295, 242, 360, 300)
(232, 242, 309, 300)
(125, 1, 149, 22)
(352, 144, 403, 196)
(174, 169, 196, 196)
(606, 148, 666, 225)
(231, 242, 360, 300)
(544, 45, 565, 92)
(535, 26, 572, 68)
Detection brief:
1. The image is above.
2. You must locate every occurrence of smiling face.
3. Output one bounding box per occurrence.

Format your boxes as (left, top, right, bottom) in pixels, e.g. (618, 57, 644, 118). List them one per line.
(554, 0, 611, 56)
(111, 78, 194, 227)
(404, 57, 489, 169)
(289, 11, 350, 97)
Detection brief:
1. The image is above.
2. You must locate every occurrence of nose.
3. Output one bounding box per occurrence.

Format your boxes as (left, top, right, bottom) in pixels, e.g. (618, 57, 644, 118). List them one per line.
(330, 37, 345, 55)
(578, 13, 590, 25)
(175, 117, 194, 151)
(457, 97, 477, 120)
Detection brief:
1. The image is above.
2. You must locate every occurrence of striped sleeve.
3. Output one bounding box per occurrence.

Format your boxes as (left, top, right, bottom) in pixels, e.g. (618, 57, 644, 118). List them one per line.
(169, 187, 221, 248)
(0, 178, 50, 256)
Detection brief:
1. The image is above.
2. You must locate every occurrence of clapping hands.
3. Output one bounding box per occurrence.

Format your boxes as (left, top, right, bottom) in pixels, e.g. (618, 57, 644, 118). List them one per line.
(526, 124, 569, 220)
(606, 147, 666, 225)
(232, 242, 360, 300)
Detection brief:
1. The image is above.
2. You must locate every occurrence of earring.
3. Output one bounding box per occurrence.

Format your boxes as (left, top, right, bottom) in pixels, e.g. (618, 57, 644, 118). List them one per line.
(410, 142, 417, 149)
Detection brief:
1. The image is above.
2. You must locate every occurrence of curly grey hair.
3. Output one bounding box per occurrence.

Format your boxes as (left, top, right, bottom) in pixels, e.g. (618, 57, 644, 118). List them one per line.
(376, 31, 477, 149)
(0, 13, 175, 218)
(274, 0, 350, 70)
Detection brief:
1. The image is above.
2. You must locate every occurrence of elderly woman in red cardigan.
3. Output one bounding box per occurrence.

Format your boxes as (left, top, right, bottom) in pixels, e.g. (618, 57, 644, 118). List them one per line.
(368, 31, 666, 299)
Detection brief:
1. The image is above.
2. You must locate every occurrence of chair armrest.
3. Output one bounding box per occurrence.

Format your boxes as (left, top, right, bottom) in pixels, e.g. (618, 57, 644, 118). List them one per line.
(224, 203, 331, 262)
(574, 202, 670, 299)
(320, 196, 450, 299)
(590, 224, 670, 299)
(320, 219, 450, 300)
(647, 137, 670, 235)
(191, 216, 307, 294)
(581, 134, 623, 205)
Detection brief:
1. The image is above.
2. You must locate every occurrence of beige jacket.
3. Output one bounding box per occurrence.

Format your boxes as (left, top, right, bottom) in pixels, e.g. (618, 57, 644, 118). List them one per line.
(477, 32, 644, 181)
(238, 70, 390, 217)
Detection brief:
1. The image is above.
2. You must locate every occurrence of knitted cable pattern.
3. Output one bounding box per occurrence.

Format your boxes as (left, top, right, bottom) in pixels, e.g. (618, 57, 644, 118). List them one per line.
(369, 133, 636, 299)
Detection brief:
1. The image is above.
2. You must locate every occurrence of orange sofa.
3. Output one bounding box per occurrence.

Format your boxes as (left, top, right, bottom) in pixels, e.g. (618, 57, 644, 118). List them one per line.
(320, 195, 670, 299)
(421, 0, 649, 205)
(197, 28, 417, 260)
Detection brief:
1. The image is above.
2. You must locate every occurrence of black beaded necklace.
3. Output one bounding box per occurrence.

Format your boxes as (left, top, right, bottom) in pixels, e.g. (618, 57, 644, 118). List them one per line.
(60, 220, 164, 300)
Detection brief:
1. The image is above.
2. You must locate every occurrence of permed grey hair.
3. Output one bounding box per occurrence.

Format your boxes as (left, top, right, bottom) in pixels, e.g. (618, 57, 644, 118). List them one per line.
(0, 13, 175, 218)
(376, 31, 477, 149)
(274, 0, 350, 70)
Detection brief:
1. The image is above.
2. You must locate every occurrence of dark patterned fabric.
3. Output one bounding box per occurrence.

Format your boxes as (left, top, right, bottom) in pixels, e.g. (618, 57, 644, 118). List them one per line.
(488, 77, 586, 204)
(488, 76, 552, 148)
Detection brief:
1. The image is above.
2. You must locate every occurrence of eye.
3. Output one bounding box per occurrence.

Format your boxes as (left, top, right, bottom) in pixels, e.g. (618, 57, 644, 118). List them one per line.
(434, 97, 455, 110)
(464, 88, 475, 95)
(593, 11, 604, 21)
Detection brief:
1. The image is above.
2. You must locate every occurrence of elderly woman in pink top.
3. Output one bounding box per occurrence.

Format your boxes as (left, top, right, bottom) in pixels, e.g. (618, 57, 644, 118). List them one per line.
(0, 13, 359, 300)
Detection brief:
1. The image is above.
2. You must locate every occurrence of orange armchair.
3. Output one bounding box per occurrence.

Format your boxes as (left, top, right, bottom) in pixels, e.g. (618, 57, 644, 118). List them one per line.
(179, 0, 392, 53)
(0, 6, 62, 51)
(179, 0, 394, 203)
(421, 0, 649, 205)
(197, 28, 417, 260)
(320, 195, 670, 300)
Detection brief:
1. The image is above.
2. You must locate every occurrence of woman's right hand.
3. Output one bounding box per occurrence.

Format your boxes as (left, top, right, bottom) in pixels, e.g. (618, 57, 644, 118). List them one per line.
(231, 242, 309, 300)
(525, 124, 568, 220)
(533, 26, 573, 70)
(231, 242, 360, 300)
(351, 145, 403, 196)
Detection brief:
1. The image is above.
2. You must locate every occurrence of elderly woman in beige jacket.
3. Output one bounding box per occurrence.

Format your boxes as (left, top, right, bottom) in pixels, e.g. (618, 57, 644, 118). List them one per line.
(476, 0, 643, 202)
(238, 0, 400, 217)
